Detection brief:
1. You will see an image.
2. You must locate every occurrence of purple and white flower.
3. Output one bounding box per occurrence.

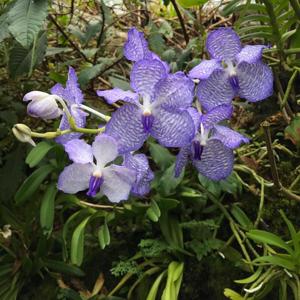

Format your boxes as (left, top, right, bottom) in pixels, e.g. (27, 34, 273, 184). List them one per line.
(51, 67, 87, 144)
(123, 153, 154, 196)
(58, 134, 136, 203)
(124, 27, 170, 72)
(189, 27, 273, 111)
(175, 105, 249, 181)
(23, 91, 62, 120)
(98, 63, 195, 153)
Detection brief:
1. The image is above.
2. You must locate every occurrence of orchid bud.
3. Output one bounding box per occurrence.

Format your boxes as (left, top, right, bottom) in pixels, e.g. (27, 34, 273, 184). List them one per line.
(12, 124, 36, 146)
(23, 91, 62, 120)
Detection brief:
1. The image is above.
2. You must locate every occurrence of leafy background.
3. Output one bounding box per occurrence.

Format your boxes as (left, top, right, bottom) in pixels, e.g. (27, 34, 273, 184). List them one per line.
(1, 0, 300, 299)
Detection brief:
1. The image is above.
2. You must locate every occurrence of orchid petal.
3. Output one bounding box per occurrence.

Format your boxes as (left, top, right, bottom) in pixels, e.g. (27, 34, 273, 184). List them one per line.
(237, 61, 273, 102)
(58, 163, 92, 194)
(97, 88, 139, 105)
(130, 59, 167, 98)
(236, 45, 266, 64)
(212, 125, 249, 149)
(154, 72, 194, 111)
(92, 134, 119, 167)
(193, 139, 234, 181)
(188, 59, 222, 80)
(102, 165, 136, 202)
(151, 109, 195, 147)
(175, 145, 191, 177)
(196, 69, 234, 111)
(64, 139, 93, 164)
(200, 104, 233, 129)
(206, 27, 242, 60)
(124, 27, 152, 62)
(105, 104, 148, 153)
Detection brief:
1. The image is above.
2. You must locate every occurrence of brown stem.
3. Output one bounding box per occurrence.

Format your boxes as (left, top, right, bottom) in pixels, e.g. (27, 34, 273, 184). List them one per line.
(48, 14, 92, 63)
(170, 0, 189, 45)
(261, 121, 281, 188)
(93, 2, 106, 65)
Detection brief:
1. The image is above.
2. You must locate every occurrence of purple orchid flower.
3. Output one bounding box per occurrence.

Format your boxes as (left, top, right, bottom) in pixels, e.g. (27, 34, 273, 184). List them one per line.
(175, 105, 249, 181)
(123, 153, 154, 196)
(124, 27, 170, 72)
(188, 27, 273, 111)
(58, 134, 136, 203)
(97, 62, 195, 153)
(51, 67, 87, 144)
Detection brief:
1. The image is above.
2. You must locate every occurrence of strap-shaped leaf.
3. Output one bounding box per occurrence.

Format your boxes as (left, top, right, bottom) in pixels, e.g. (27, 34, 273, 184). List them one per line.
(247, 230, 293, 254)
(26, 141, 55, 168)
(71, 216, 91, 266)
(40, 184, 57, 235)
(8, 0, 48, 48)
(15, 164, 54, 205)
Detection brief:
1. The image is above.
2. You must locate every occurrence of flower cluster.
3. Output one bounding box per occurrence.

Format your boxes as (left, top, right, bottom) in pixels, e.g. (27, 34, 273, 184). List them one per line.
(16, 27, 273, 203)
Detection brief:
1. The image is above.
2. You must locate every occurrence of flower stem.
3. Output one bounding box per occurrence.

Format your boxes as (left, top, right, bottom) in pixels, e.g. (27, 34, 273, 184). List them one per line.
(79, 200, 124, 210)
(169, 0, 189, 45)
(74, 104, 111, 121)
(54, 96, 72, 120)
(280, 69, 298, 109)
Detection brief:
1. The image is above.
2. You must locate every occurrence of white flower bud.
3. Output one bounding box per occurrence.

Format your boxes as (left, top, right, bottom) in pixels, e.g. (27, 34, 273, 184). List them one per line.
(23, 91, 62, 120)
(12, 124, 36, 146)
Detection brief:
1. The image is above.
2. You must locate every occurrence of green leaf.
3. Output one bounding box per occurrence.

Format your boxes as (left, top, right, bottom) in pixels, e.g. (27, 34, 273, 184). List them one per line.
(253, 254, 296, 271)
(148, 142, 174, 170)
(234, 267, 263, 284)
(158, 163, 184, 195)
(26, 141, 55, 167)
(0, 13, 9, 43)
(146, 271, 167, 300)
(247, 230, 293, 254)
(231, 205, 253, 230)
(98, 221, 110, 250)
(285, 116, 300, 146)
(78, 60, 111, 86)
(71, 216, 91, 266)
(109, 75, 131, 90)
(146, 200, 161, 222)
(8, 0, 48, 48)
(15, 164, 54, 205)
(43, 258, 85, 277)
(9, 31, 47, 78)
(224, 288, 244, 300)
(40, 184, 57, 235)
(176, 0, 209, 8)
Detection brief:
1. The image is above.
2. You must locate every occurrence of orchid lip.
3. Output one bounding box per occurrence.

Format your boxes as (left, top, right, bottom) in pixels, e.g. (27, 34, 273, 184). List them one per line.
(229, 75, 240, 91)
(192, 140, 204, 160)
(87, 174, 104, 197)
(142, 113, 154, 133)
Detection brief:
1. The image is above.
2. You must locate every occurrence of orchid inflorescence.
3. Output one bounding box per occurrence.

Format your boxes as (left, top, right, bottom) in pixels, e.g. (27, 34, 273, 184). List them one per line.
(13, 27, 273, 203)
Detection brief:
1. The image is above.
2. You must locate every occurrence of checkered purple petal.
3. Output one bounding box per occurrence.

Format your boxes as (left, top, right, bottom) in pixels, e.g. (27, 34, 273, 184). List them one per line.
(188, 59, 222, 80)
(124, 27, 152, 62)
(196, 69, 235, 111)
(237, 61, 273, 102)
(212, 125, 249, 149)
(154, 72, 194, 111)
(97, 88, 139, 105)
(105, 104, 148, 153)
(193, 139, 234, 181)
(236, 45, 266, 64)
(51, 67, 83, 105)
(174, 145, 191, 177)
(124, 153, 154, 196)
(151, 109, 195, 147)
(206, 28, 242, 60)
(64, 139, 93, 164)
(58, 163, 92, 194)
(187, 107, 201, 131)
(200, 104, 233, 129)
(130, 59, 167, 98)
(102, 165, 136, 202)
